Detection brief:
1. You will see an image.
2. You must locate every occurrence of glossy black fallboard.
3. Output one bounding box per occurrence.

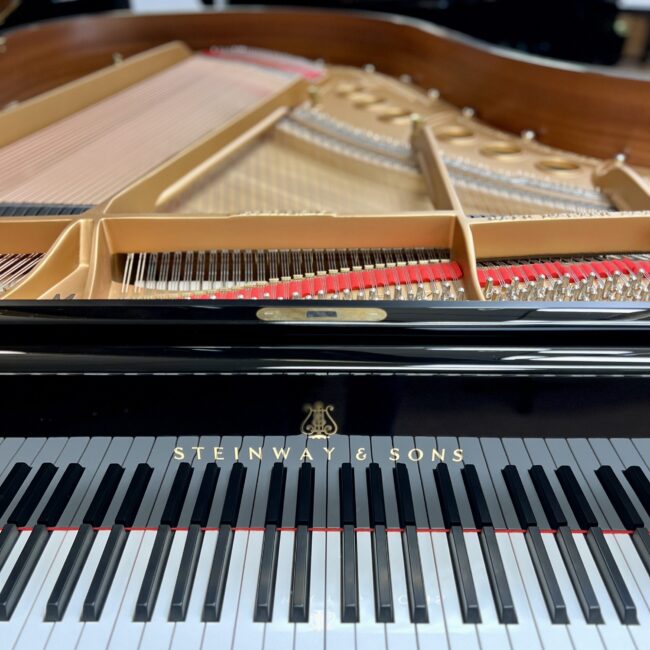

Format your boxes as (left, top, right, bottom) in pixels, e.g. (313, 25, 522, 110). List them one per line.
(0, 301, 648, 438)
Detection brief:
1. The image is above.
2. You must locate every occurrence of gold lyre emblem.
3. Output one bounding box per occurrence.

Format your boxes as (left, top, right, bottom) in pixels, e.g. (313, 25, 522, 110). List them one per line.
(300, 401, 338, 439)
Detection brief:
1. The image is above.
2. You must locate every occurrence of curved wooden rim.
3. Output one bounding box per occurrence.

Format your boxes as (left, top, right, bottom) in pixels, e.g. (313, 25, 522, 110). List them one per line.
(1, 9, 650, 164)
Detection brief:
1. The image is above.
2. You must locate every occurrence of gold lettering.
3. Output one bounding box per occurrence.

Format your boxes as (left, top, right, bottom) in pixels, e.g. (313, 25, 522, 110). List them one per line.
(389, 448, 400, 461)
(431, 448, 445, 462)
(452, 448, 464, 463)
(192, 446, 204, 461)
(300, 449, 314, 462)
(408, 448, 424, 462)
(234, 447, 240, 461)
(273, 447, 291, 460)
(213, 447, 224, 461)
(249, 447, 262, 461)
(323, 447, 335, 461)
(355, 448, 367, 461)
(173, 447, 185, 461)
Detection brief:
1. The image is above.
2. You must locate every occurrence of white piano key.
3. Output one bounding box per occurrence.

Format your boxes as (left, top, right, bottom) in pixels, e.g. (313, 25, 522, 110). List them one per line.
(139, 530, 187, 650)
(508, 533, 571, 648)
(573, 533, 636, 649)
(464, 532, 511, 650)
(13, 531, 76, 650)
(201, 530, 249, 650)
(385, 531, 417, 650)
(46, 529, 110, 650)
(230, 530, 265, 650)
(430, 532, 480, 650)
(494, 532, 542, 650)
(0, 530, 66, 648)
(75, 531, 145, 649)
(541, 532, 603, 650)
(169, 530, 218, 650)
(263, 531, 295, 650)
(106, 530, 157, 649)
(413, 532, 448, 648)
(355, 531, 386, 650)
(324, 531, 354, 650)
(294, 530, 325, 650)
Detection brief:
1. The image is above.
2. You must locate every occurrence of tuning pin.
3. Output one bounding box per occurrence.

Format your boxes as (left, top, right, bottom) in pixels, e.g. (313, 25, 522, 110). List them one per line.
(614, 152, 627, 164)
(308, 85, 320, 106)
(399, 74, 412, 84)
(427, 88, 440, 101)
(363, 64, 376, 73)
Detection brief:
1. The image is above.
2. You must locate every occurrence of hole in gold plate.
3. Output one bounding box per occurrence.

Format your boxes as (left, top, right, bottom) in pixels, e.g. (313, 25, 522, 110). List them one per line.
(537, 158, 581, 173)
(436, 125, 475, 141)
(480, 142, 522, 157)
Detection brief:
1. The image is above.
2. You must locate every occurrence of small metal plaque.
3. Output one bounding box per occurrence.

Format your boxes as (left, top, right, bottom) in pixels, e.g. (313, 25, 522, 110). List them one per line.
(256, 306, 387, 322)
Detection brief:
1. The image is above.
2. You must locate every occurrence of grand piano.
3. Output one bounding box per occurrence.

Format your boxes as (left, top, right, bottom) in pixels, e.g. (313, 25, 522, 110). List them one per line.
(0, 7, 649, 649)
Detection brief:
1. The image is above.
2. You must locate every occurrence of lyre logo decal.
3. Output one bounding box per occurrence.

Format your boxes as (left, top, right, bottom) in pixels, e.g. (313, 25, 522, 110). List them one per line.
(300, 401, 338, 439)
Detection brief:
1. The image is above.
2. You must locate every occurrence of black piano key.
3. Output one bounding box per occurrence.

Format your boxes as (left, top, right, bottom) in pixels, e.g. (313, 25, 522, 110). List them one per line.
(529, 466, 601, 624)
(160, 463, 194, 527)
(82, 524, 128, 621)
(134, 525, 174, 622)
(394, 464, 427, 623)
(0, 463, 31, 519)
(83, 464, 125, 526)
(38, 464, 85, 527)
(0, 523, 49, 620)
(434, 463, 461, 528)
(8, 463, 57, 527)
(0, 524, 19, 572)
(462, 465, 517, 624)
(502, 465, 567, 623)
(624, 466, 650, 516)
(339, 464, 358, 623)
(341, 523, 358, 623)
(190, 464, 220, 527)
(45, 523, 95, 621)
(529, 465, 567, 530)
(502, 465, 537, 530)
(554, 526, 603, 624)
(555, 466, 598, 530)
(448, 526, 481, 623)
(203, 524, 233, 622)
(435, 463, 480, 623)
(115, 464, 153, 527)
(291, 464, 314, 623)
(218, 463, 246, 527)
(480, 526, 518, 624)
(254, 464, 286, 623)
(596, 465, 650, 574)
(367, 464, 393, 622)
(295, 463, 315, 527)
(367, 463, 387, 527)
(526, 525, 569, 624)
(556, 466, 637, 624)
(339, 463, 356, 527)
(264, 463, 287, 527)
(203, 464, 247, 622)
(586, 525, 638, 624)
(461, 464, 492, 528)
(596, 466, 644, 531)
(169, 523, 203, 622)
(290, 525, 311, 622)
(371, 524, 393, 623)
(254, 525, 281, 622)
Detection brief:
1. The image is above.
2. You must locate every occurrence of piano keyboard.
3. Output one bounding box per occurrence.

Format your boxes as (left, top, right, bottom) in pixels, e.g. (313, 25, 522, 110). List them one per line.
(119, 248, 465, 301)
(478, 254, 650, 301)
(0, 435, 647, 649)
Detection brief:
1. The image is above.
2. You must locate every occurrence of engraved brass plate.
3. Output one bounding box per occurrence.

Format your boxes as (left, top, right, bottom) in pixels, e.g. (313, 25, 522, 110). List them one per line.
(256, 306, 387, 322)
